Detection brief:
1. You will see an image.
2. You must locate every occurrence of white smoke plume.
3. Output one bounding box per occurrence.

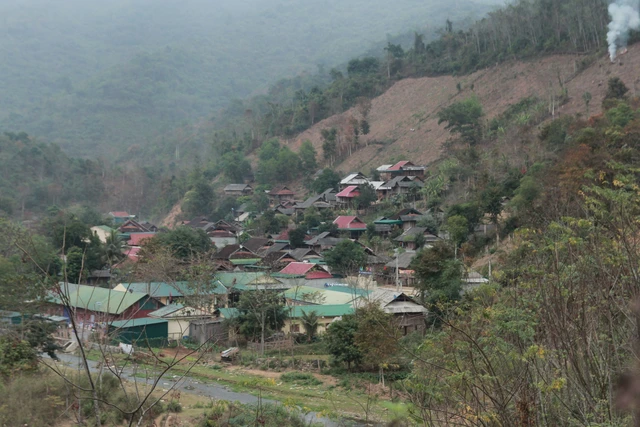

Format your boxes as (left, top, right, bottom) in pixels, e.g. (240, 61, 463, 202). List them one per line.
(608, 0, 640, 61)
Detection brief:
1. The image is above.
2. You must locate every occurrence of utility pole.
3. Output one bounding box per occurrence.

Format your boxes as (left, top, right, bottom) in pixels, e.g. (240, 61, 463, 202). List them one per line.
(395, 249, 400, 292)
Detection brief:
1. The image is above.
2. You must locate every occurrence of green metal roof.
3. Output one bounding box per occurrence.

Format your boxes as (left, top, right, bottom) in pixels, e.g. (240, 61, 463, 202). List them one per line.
(214, 272, 267, 290)
(0, 310, 21, 318)
(284, 286, 359, 305)
(148, 303, 184, 317)
(48, 283, 147, 315)
(217, 307, 240, 319)
(323, 287, 372, 297)
(117, 280, 227, 297)
(288, 304, 353, 318)
(109, 317, 168, 329)
(230, 258, 261, 265)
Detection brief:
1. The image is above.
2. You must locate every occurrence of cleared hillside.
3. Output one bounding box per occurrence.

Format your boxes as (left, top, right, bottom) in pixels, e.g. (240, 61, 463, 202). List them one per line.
(285, 46, 639, 173)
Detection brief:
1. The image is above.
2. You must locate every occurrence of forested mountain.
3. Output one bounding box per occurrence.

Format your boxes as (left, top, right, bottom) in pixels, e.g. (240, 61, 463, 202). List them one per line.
(0, 0, 496, 157)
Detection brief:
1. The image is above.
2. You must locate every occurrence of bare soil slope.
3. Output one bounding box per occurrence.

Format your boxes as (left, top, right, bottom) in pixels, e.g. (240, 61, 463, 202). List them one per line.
(284, 45, 640, 173)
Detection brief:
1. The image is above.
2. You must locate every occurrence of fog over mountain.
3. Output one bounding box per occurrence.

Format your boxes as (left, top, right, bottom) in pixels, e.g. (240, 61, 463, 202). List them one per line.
(0, 0, 497, 156)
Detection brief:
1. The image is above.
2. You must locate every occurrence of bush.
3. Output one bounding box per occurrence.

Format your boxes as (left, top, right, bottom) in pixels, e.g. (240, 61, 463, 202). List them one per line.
(280, 371, 321, 386)
(167, 400, 183, 413)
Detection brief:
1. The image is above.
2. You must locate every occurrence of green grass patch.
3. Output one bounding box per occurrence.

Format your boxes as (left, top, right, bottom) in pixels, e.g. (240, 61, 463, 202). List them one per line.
(280, 372, 321, 386)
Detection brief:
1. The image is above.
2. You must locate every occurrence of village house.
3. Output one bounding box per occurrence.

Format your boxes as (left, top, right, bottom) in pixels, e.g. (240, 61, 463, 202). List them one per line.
(382, 175, 424, 198)
(333, 215, 367, 238)
(223, 183, 253, 197)
(108, 211, 134, 225)
(355, 288, 427, 335)
(275, 262, 333, 280)
(339, 172, 370, 190)
(394, 227, 439, 250)
(268, 186, 295, 204)
(114, 280, 229, 309)
(391, 208, 426, 230)
(384, 251, 417, 287)
(45, 283, 163, 323)
(283, 304, 354, 335)
(118, 219, 152, 234)
(109, 317, 169, 345)
(377, 161, 426, 180)
(147, 303, 211, 341)
(91, 225, 115, 244)
(335, 186, 360, 206)
(126, 232, 156, 247)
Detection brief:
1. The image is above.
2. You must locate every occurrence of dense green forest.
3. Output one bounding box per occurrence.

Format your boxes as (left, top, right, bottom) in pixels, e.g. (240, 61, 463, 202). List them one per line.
(0, 0, 496, 158)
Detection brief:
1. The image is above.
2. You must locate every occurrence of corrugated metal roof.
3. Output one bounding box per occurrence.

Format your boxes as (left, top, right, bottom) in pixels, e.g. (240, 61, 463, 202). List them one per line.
(288, 304, 354, 318)
(230, 258, 260, 265)
(48, 283, 147, 315)
(148, 303, 184, 317)
(285, 286, 358, 305)
(279, 262, 315, 276)
(116, 281, 227, 297)
(336, 186, 359, 198)
(218, 308, 240, 319)
(333, 216, 367, 230)
(215, 272, 266, 290)
(110, 317, 168, 328)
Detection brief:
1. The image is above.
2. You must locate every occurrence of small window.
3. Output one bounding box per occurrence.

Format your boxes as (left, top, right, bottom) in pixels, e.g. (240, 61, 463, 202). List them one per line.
(291, 324, 300, 333)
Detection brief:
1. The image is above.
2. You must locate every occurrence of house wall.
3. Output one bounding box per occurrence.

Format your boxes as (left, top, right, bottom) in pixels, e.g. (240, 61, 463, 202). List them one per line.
(189, 321, 229, 345)
(45, 298, 161, 324)
(91, 227, 111, 244)
(283, 317, 336, 335)
(167, 319, 192, 340)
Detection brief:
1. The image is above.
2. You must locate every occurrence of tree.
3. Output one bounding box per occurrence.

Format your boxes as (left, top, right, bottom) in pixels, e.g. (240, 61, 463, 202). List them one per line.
(354, 304, 399, 386)
(582, 91, 592, 115)
(321, 128, 338, 164)
(220, 151, 252, 182)
(300, 310, 319, 342)
(410, 240, 463, 305)
(437, 96, 484, 145)
(444, 215, 469, 248)
(150, 227, 212, 260)
(236, 290, 288, 355)
(323, 240, 367, 276)
(299, 140, 317, 171)
(354, 183, 377, 210)
(324, 315, 362, 370)
(311, 168, 340, 193)
(182, 181, 214, 217)
(604, 77, 629, 101)
(288, 228, 306, 249)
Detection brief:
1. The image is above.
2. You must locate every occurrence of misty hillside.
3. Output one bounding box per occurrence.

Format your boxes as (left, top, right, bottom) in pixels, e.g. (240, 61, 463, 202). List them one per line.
(0, 0, 497, 157)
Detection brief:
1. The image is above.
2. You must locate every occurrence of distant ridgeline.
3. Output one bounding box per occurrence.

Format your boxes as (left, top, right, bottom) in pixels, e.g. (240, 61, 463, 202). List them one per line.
(0, 0, 496, 160)
(0, 132, 104, 217)
(163, 0, 621, 189)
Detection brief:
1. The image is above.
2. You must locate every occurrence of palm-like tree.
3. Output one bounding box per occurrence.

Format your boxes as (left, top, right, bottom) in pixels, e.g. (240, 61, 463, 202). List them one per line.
(104, 230, 125, 266)
(300, 310, 319, 342)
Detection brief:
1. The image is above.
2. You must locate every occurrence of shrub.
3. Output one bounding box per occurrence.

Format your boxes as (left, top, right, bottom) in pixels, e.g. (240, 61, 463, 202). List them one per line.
(167, 400, 183, 413)
(280, 371, 321, 386)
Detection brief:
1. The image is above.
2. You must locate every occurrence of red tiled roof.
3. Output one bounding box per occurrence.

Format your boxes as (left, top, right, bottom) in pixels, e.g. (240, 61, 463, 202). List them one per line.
(125, 246, 141, 261)
(333, 216, 367, 230)
(279, 262, 315, 275)
(388, 161, 412, 171)
(127, 233, 156, 246)
(336, 186, 360, 198)
(271, 187, 295, 196)
(306, 270, 333, 280)
(274, 230, 289, 241)
(209, 230, 235, 238)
